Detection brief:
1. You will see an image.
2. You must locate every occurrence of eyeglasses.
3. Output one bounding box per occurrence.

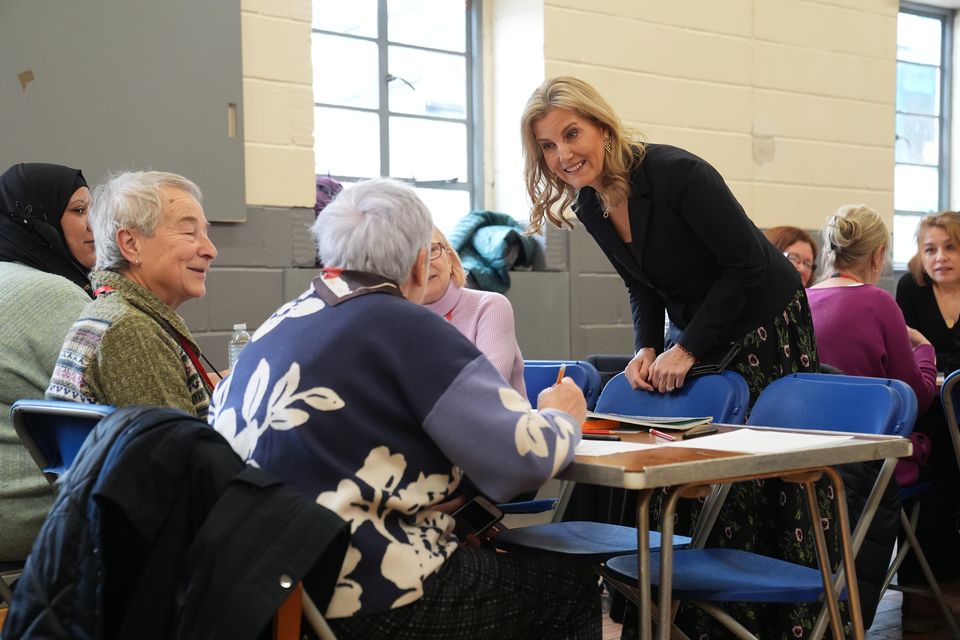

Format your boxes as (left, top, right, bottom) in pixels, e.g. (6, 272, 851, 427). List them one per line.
(430, 242, 445, 261)
(783, 252, 815, 271)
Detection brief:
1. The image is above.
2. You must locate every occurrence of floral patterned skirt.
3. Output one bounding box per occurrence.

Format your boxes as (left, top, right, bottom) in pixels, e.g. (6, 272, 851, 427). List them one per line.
(730, 286, 820, 403)
(642, 288, 851, 639)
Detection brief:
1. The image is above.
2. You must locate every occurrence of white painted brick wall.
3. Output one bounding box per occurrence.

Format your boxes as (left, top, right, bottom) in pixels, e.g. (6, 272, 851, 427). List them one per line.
(241, 4, 314, 207)
(544, 0, 898, 229)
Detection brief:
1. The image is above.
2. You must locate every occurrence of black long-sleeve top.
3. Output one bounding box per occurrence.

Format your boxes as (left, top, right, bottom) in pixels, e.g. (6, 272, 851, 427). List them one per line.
(896, 272, 960, 374)
(574, 144, 801, 362)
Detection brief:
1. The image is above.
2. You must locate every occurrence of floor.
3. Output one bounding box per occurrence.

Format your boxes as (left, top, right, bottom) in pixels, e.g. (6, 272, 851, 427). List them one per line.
(2, 583, 959, 638)
(600, 581, 960, 639)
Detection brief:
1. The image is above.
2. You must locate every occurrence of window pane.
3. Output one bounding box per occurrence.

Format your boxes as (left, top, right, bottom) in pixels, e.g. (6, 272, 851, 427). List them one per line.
(389, 117, 467, 181)
(313, 0, 377, 37)
(895, 114, 939, 165)
(896, 62, 940, 116)
(893, 213, 923, 266)
(416, 187, 471, 235)
(388, 0, 465, 52)
(894, 164, 939, 213)
(897, 12, 942, 66)
(315, 107, 381, 177)
(388, 47, 466, 118)
(312, 34, 379, 108)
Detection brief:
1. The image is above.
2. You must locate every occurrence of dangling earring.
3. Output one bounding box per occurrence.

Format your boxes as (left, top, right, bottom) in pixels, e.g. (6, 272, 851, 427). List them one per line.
(603, 136, 612, 152)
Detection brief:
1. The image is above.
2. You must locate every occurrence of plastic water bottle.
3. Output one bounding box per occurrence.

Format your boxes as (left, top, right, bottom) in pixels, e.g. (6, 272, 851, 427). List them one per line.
(227, 323, 251, 369)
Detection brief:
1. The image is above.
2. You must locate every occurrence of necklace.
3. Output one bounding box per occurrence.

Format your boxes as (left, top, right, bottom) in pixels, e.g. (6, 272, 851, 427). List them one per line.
(830, 271, 861, 283)
(594, 191, 609, 219)
(932, 284, 960, 329)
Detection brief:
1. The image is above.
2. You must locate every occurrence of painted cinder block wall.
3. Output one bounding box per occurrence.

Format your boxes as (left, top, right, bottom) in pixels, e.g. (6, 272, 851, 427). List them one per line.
(540, 0, 899, 357)
(182, 0, 900, 364)
(179, 0, 319, 367)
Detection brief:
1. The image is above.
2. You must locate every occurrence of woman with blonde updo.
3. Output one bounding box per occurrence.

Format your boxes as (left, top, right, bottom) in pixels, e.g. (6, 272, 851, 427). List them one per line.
(807, 205, 937, 411)
(808, 205, 939, 630)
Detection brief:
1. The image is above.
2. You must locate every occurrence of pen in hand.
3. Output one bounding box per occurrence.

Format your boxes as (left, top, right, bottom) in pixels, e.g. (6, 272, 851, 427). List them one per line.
(555, 363, 567, 385)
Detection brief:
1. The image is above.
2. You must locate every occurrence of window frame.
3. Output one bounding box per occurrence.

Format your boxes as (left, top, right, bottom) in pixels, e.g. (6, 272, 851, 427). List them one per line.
(311, 0, 483, 211)
(894, 2, 953, 267)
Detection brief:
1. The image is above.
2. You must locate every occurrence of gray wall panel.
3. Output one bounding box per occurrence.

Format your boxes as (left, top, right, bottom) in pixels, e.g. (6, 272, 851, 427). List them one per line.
(0, 0, 245, 221)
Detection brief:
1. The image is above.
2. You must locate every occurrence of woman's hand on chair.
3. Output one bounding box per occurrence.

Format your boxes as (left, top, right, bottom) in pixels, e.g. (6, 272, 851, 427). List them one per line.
(625, 349, 656, 391)
(648, 346, 696, 394)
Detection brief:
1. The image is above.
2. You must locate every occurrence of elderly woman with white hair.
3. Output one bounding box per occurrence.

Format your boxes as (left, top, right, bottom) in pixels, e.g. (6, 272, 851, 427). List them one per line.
(47, 171, 218, 418)
(209, 178, 599, 639)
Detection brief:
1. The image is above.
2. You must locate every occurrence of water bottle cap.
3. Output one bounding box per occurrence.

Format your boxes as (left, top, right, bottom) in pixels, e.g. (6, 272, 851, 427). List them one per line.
(233, 323, 247, 331)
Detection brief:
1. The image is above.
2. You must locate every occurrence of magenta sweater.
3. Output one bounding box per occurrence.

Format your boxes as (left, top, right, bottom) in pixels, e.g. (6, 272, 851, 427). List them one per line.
(425, 283, 526, 396)
(807, 284, 938, 413)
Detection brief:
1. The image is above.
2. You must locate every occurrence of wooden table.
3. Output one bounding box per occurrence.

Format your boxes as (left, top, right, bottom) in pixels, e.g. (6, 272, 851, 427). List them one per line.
(556, 425, 912, 640)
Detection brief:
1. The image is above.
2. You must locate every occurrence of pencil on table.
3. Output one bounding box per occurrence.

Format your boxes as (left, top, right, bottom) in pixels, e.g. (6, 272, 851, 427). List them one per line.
(555, 363, 566, 385)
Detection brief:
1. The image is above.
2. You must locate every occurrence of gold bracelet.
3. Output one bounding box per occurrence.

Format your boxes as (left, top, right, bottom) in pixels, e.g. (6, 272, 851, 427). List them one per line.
(675, 343, 698, 363)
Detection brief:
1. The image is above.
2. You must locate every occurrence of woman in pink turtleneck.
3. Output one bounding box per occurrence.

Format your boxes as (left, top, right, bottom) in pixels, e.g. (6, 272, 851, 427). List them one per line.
(422, 228, 526, 396)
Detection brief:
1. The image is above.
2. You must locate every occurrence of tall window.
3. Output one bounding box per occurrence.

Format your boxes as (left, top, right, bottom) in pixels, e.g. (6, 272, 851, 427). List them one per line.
(892, 5, 951, 266)
(311, 0, 481, 232)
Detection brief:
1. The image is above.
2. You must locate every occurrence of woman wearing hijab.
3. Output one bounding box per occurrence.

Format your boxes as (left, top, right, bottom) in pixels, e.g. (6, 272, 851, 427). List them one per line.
(0, 162, 95, 562)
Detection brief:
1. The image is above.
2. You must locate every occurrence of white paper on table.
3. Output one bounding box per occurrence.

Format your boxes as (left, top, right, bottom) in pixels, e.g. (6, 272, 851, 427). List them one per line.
(574, 440, 661, 456)
(664, 428, 853, 454)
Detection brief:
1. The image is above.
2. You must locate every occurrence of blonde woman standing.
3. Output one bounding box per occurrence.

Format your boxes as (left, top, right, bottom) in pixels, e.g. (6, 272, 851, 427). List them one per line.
(521, 75, 826, 640)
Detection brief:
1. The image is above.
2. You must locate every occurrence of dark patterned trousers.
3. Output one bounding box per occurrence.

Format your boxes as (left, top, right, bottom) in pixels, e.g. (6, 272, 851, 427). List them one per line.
(329, 546, 602, 640)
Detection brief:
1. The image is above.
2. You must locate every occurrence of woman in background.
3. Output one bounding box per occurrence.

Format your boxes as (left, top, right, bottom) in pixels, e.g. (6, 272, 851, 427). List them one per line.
(895, 211, 960, 627)
(421, 228, 526, 396)
(764, 225, 818, 287)
(897, 211, 960, 374)
(0, 163, 95, 562)
(47, 170, 217, 419)
(808, 205, 941, 631)
(807, 205, 936, 412)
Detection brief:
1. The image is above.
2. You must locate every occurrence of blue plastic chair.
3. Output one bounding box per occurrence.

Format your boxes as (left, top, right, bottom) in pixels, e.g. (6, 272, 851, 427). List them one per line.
(2, 399, 115, 606)
(501, 360, 601, 515)
(11, 399, 115, 484)
(523, 360, 601, 410)
(595, 370, 751, 425)
(785, 372, 916, 437)
(605, 373, 916, 639)
(494, 371, 750, 560)
(941, 368, 960, 479)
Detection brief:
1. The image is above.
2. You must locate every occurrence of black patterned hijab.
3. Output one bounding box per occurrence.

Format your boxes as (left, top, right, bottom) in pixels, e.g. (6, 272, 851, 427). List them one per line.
(0, 163, 92, 295)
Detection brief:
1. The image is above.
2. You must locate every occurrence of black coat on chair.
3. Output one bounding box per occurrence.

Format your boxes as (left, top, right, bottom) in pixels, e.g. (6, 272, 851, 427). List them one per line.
(3, 406, 349, 640)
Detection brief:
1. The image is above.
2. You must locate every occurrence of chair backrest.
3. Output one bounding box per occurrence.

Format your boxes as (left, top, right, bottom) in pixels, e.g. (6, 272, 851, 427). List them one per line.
(594, 370, 751, 424)
(11, 399, 115, 484)
(748, 373, 912, 436)
(584, 353, 632, 390)
(523, 360, 602, 410)
(793, 372, 917, 437)
(939, 369, 960, 476)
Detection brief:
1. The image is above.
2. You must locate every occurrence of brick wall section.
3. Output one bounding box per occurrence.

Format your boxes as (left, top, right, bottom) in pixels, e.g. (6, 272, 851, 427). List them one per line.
(541, 0, 899, 357)
(183, 0, 318, 364)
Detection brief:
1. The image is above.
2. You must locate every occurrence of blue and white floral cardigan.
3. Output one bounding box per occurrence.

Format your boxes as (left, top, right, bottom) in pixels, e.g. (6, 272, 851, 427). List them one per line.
(209, 270, 580, 618)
